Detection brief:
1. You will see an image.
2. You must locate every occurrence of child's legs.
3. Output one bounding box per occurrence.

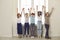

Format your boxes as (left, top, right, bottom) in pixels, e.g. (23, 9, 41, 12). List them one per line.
(26, 23, 29, 35)
(19, 23, 23, 34)
(17, 23, 22, 34)
(37, 21, 42, 36)
(17, 23, 19, 34)
(30, 24, 34, 36)
(37, 21, 42, 29)
(37, 29, 41, 36)
(31, 24, 36, 36)
(45, 24, 49, 37)
(24, 23, 27, 35)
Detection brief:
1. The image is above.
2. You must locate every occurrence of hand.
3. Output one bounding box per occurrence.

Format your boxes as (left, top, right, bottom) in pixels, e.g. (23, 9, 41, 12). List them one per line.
(42, 6, 46, 11)
(52, 7, 54, 10)
(22, 8, 25, 11)
(42, 5, 46, 9)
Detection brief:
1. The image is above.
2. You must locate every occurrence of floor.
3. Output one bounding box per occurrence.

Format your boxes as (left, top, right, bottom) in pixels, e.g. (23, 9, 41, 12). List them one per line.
(0, 37, 60, 40)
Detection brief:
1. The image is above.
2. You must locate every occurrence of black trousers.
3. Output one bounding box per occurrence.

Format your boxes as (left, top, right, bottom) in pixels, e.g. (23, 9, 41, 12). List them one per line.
(45, 24, 49, 37)
(24, 23, 29, 35)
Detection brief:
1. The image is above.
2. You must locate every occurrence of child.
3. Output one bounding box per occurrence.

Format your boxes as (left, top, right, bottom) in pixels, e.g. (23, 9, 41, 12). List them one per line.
(37, 11, 42, 38)
(17, 13, 23, 38)
(29, 8, 37, 38)
(24, 13, 30, 37)
(42, 6, 54, 39)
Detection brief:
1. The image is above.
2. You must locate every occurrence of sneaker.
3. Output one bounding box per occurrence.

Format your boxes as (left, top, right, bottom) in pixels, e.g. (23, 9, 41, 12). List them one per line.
(45, 37, 51, 39)
(31, 36, 34, 38)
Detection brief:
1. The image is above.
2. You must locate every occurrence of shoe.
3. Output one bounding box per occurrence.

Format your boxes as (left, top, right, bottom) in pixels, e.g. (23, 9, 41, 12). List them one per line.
(31, 36, 34, 38)
(45, 37, 51, 39)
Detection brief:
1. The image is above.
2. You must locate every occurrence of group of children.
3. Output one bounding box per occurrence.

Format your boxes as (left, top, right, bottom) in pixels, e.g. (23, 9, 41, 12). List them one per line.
(17, 6, 54, 39)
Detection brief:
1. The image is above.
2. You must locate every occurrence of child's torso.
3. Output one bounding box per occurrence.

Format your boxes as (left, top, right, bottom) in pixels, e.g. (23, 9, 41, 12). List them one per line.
(17, 18, 21, 23)
(30, 15, 35, 24)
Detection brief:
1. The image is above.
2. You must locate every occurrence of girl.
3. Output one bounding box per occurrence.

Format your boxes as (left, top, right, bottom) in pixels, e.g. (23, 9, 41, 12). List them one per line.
(42, 6, 54, 39)
(29, 8, 37, 38)
(37, 11, 42, 38)
(24, 13, 30, 37)
(17, 13, 23, 38)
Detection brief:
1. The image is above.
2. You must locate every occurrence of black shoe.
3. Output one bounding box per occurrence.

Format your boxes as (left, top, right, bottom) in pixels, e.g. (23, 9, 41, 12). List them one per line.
(45, 37, 51, 39)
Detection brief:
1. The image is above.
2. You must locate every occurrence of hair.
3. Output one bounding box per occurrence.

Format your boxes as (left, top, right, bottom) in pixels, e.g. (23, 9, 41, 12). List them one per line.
(38, 11, 42, 16)
(31, 13, 35, 15)
(17, 13, 21, 17)
(25, 13, 28, 15)
(45, 12, 49, 16)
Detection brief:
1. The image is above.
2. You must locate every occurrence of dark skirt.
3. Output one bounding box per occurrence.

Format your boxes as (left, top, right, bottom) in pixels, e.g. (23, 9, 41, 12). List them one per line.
(17, 23, 22, 34)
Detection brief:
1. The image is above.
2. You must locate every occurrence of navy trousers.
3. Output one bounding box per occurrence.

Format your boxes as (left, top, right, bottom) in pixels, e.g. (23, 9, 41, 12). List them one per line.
(17, 23, 22, 34)
(24, 23, 29, 35)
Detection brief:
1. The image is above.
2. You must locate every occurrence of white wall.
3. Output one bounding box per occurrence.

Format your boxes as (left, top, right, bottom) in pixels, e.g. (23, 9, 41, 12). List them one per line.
(0, 0, 13, 37)
(48, 0, 60, 37)
(12, 0, 60, 37)
(0, 0, 60, 37)
(12, 0, 18, 37)
(13, 0, 60, 37)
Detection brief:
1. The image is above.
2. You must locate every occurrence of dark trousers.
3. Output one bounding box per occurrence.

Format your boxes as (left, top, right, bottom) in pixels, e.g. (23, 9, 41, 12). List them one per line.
(24, 23, 29, 35)
(30, 23, 37, 37)
(17, 23, 22, 34)
(45, 24, 49, 37)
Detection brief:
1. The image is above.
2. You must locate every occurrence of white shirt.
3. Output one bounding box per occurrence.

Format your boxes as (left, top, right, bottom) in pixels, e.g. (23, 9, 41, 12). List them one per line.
(25, 17, 29, 23)
(17, 17, 21, 23)
(38, 16, 42, 21)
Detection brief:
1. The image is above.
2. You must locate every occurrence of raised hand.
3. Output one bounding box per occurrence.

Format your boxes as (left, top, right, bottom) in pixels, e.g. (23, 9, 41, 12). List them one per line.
(52, 7, 54, 11)
(22, 8, 25, 11)
(42, 5, 46, 10)
(42, 5, 46, 13)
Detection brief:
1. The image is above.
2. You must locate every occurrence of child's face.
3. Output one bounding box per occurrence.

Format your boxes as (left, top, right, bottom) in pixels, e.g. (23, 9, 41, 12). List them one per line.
(25, 13, 28, 17)
(45, 12, 49, 17)
(38, 13, 42, 16)
(17, 14, 21, 18)
(38, 11, 42, 16)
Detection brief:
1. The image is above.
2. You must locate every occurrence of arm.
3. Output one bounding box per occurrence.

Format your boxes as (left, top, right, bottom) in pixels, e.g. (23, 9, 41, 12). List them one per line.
(42, 6, 46, 13)
(17, 8, 18, 13)
(28, 8, 32, 16)
(21, 11, 22, 16)
(49, 8, 54, 16)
